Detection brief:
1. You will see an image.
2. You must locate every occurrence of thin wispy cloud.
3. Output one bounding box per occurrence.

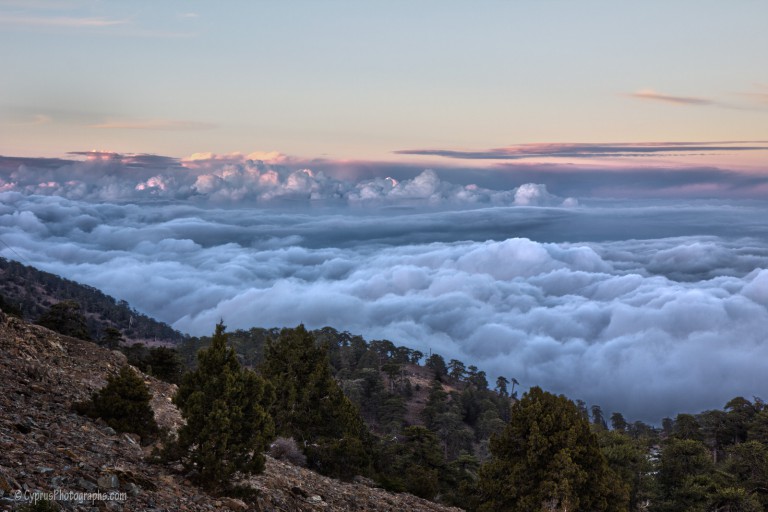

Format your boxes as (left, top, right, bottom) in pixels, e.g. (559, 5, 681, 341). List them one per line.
(629, 89, 713, 106)
(396, 141, 768, 161)
(89, 119, 215, 131)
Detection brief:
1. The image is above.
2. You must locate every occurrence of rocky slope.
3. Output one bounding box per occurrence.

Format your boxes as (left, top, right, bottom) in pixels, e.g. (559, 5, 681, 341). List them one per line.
(0, 311, 463, 512)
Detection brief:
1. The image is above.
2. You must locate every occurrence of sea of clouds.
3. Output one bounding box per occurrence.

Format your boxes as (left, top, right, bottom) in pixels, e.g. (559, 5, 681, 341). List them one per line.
(2, 155, 768, 422)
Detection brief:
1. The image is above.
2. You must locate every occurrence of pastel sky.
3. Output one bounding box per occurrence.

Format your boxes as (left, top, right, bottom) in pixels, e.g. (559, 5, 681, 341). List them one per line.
(1, 0, 767, 171)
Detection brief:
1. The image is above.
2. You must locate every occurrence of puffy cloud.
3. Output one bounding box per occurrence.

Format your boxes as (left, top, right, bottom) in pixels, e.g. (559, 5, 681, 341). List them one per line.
(0, 155, 577, 207)
(2, 193, 768, 422)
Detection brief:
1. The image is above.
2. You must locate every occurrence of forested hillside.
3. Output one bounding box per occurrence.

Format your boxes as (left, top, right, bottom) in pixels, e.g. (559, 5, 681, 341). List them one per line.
(181, 325, 768, 511)
(0, 257, 185, 343)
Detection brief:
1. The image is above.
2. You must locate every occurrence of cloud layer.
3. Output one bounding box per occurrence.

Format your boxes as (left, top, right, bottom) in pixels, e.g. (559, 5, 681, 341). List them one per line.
(0, 153, 576, 207)
(396, 141, 768, 160)
(2, 192, 768, 422)
(4, 149, 768, 203)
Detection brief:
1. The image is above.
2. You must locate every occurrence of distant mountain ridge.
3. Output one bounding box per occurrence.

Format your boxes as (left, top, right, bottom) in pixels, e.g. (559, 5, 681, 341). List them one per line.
(0, 257, 186, 344)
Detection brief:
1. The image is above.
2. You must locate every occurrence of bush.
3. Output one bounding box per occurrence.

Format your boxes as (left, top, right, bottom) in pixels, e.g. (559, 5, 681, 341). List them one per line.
(269, 437, 307, 466)
(74, 365, 159, 443)
(36, 300, 91, 340)
(173, 322, 274, 491)
(0, 293, 23, 318)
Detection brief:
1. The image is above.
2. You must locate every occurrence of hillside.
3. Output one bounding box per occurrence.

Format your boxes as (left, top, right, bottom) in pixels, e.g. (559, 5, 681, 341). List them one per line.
(0, 257, 185, 344)
(0, 310, 462, 512)
(181, 326, 515, 463)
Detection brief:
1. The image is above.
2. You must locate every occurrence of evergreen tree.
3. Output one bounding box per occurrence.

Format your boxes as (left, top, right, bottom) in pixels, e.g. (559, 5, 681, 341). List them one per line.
(591, 405, 608, 431)
(597, 430, 654, 511)
(425, 353, 448, 381)
(0, 293, 23, 318)
(173, 322, 274, 491)
(76, 365, 159, 443)
(655, 438, 714, 512)
(400, 426, 445, 499)
(100, 326, 123, 350)
(144, 346, 184, 384)
(495, 376, 509, 397)
(36, 300, 91, 340)
(610, 412, 628, 432)
(722, 441, 768, 510)
(672, 413, 704, 442)
(477, 386, 627, 512)
(448, 359, 467, 380)
(261, 325, 370, 479)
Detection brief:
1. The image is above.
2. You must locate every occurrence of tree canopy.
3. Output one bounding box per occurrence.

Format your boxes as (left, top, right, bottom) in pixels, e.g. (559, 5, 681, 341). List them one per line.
(261, 325, 371, 479)
(477, 386, 627, 512)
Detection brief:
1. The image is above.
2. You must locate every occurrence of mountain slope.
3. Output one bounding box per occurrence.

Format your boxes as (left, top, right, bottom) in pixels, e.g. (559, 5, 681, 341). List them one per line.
(0, 311, 463, 512)
(0, 257, 185, 344)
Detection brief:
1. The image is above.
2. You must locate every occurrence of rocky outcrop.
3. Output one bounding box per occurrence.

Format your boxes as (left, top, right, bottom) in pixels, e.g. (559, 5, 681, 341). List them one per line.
(0, 311, 464, 512)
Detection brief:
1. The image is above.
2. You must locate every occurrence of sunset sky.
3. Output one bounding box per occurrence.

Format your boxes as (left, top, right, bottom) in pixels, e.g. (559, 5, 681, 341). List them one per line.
(2, 1, 768, 421)
(2, 0, 767, 169)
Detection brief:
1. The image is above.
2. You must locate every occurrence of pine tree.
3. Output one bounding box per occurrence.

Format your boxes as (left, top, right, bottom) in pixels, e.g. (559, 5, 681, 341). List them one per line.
(477, 386, 628, 512)
(261, 325, 371, 479)
(37, 300, 91, 340)
(173, 322, 274, 491)
(100, 326, 123, 350)
(76, 365, 159, 443)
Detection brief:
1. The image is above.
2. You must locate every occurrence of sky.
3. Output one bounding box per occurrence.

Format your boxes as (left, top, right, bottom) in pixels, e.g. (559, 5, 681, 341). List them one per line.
(1, 1, 768, 423)
(1, 0, 767, 163)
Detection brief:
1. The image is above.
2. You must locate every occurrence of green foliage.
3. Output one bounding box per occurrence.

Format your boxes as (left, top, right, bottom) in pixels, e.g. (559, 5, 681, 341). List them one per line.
(75, 365, 159, 443)
(374, 426, 445, 500)
(654, 438, 714, 512)
(261, 325, 371, 479)
(425, 353, 447, 381)
(123, 344, 185, 384)
(494, 376, 509, 397)
(672, 413, 704, 442)
(722, 441, 768, 510)
(610, 411, 628, 432)
(708, 487, 762, 512)
(145, 346, 184, 384)
(0, 292, 23, 317)
(477, 386, 628, 512)
(173, 322, 274, 491)
(597, 430, 655, 511)
(100, 326, 123, 349)
(36, 300, 91, 340)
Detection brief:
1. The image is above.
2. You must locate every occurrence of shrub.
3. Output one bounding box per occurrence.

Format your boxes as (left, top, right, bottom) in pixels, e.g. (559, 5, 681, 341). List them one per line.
(36, 300, 91, 340)
(269, 437, 307, 466)
(75, 365, 159, 443)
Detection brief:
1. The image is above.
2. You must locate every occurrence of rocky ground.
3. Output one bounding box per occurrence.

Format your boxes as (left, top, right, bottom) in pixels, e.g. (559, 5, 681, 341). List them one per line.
(0, 311, 463, 512)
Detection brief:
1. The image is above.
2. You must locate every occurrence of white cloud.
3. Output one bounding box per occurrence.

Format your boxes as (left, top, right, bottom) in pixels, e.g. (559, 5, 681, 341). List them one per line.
(1, 193, 768, 422)
(0, 157, 577, 207)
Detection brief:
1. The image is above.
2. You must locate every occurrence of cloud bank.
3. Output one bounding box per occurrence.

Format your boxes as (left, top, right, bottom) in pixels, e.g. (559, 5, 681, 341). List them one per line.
(2, 192, 768, 422)
(0, 153, 576, 207)
(3, 149, 768, 202)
